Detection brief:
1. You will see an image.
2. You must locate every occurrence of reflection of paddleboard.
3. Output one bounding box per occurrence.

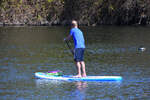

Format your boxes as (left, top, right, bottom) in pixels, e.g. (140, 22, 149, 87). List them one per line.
(35, 72, 122, 81)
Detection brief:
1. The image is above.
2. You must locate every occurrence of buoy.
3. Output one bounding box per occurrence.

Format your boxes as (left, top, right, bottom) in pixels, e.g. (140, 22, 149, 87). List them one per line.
(138, 47, 146, 52)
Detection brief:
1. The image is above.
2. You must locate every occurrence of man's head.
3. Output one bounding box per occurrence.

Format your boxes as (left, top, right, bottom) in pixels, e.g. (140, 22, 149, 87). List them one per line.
(71, 20, 78, 28)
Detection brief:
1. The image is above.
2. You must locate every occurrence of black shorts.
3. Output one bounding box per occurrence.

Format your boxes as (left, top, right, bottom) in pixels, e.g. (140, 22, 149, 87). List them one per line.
(74, 48, 85, 62)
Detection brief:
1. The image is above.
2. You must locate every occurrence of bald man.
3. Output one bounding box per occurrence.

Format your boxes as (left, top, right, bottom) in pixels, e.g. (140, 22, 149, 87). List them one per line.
(64, 20, 86, 77)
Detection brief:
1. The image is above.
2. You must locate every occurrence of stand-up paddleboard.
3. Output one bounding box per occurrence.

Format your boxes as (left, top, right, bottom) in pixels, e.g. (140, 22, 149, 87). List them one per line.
(35, 72, 122, 81)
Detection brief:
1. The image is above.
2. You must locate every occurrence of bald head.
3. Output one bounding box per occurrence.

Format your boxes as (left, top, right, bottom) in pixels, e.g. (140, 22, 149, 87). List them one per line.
(71, 20, 78, 28)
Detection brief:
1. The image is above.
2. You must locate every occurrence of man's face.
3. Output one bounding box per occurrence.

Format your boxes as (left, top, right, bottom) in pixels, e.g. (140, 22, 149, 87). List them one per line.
(71, 21, 77, 28)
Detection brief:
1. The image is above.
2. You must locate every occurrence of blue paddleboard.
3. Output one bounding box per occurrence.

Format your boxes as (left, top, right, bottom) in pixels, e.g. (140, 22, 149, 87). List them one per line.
(35, 72, 122, 81)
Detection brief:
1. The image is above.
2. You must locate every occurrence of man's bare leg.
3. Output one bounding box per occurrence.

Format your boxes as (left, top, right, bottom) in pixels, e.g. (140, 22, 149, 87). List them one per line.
(74, 62, 82, 77)
(81, 61, 86, 77)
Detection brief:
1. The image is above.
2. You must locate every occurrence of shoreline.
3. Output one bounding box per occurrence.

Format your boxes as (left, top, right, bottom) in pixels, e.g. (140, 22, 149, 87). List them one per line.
(0, 23, 149, 27)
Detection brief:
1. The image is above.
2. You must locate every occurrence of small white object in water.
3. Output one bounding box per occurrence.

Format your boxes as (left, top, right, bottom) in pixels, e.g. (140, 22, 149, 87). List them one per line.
(138, 47, 146, 52)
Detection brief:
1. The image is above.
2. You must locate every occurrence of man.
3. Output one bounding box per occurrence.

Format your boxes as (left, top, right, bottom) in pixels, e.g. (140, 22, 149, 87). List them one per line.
(64, 20, 86, 77)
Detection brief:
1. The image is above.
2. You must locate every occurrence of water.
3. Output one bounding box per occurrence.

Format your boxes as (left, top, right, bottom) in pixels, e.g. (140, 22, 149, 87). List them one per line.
(0, 26, 150, 100)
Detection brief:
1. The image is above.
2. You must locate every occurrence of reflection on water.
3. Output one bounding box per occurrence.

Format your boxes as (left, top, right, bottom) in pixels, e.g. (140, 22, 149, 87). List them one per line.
(35, 79, 122, 100)
(35, 80, 88, 100)
(75, 81, 88, 90)
(35, 79, 67, 87)
(0, 26, 150, 100)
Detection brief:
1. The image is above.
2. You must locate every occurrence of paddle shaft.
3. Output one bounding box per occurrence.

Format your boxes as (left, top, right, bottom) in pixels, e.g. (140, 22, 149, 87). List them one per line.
(65, 40, 74, 55)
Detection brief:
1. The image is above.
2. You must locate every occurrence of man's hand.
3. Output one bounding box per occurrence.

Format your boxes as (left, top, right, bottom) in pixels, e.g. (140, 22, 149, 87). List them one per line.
(64, 35, 72, 41)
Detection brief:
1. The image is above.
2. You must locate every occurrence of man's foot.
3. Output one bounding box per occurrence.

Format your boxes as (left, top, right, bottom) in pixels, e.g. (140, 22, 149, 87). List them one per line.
(82, 74, 87, 77)
(73, 75, 82, 78)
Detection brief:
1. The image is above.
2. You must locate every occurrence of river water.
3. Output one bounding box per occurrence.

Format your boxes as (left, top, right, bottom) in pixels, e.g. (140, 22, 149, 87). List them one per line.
(0, 26, 150, 100)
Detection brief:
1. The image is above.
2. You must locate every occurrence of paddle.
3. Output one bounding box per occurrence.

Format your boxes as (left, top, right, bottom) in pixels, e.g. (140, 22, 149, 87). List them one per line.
(65, 40, 74, 55)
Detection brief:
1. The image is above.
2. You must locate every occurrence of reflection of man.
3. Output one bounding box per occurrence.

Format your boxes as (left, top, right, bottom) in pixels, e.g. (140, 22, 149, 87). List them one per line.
(76, 82, 87, 90)
(64, 20, 86, 77)
(75, 82, 87, 100)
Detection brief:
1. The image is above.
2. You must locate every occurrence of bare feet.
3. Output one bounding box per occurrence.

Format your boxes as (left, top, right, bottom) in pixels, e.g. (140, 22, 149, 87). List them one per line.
(82, 74, 87, 77)
(73, 75, 82, 78)
(73, 74, 87, 78)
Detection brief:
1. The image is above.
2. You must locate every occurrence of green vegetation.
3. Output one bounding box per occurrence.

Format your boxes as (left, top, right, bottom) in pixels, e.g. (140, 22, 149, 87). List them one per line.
(0, 0, 149, 26)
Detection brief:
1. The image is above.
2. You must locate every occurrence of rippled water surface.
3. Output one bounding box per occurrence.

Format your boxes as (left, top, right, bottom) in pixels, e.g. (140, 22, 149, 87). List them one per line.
(0, 26, 150, 100)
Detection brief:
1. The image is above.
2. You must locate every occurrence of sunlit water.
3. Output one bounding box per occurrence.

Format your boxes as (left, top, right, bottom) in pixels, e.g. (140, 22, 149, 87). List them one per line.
(0, 26, 150, 100)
